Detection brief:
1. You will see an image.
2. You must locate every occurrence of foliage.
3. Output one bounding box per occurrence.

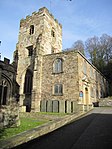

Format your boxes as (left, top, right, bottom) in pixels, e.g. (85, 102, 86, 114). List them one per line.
(85, 34, 112, 80)
(67, 34, 112, 81)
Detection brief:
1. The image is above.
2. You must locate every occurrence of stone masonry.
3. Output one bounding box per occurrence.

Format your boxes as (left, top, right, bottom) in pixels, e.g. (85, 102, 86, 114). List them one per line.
(0, 58, 20, 128)
(15, 7, 62, 112)
(14, 7, 109, 113)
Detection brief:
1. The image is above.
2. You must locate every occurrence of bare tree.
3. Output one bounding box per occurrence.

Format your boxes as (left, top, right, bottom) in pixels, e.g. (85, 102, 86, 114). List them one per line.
(85, 34, 112, 80)
(72, 40, 85, 55)
(85, 36, 101, 67)
(64, 34, 112, 81)
(100, 34, 112, 63)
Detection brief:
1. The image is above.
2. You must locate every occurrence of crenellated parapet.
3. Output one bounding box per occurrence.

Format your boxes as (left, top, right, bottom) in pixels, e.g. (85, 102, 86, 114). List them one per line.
(0, 58, 16, 73)
(20, 7, 62, 28)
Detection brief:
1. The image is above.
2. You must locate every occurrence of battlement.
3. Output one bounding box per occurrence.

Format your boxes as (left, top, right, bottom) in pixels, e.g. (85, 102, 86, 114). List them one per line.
(0, 58, 16, 73)
(20, 7, 62, 28)
(18, 6, 62, 67)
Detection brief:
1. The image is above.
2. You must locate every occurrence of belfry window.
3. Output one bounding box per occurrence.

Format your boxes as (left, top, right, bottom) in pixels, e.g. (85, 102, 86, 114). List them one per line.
(53, 58, 63, 73)
(29, 25, 34, 35)
(54, 84, 63, 95)
(51, 30, 55, 37)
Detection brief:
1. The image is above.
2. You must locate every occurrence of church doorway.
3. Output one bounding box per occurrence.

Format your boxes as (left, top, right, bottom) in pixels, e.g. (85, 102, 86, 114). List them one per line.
(23, 69, 33, 112)
(85, 87, 89, 105)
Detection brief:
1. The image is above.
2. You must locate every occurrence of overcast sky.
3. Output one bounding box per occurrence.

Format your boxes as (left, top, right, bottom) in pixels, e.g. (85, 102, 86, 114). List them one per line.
(0, 0, 112, 61)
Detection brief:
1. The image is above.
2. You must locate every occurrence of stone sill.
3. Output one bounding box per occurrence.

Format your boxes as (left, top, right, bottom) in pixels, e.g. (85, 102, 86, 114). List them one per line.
(52, 94, 63, 96)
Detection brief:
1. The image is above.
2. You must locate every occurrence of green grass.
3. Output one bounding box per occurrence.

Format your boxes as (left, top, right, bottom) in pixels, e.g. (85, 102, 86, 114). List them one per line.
(0, 112, 68, 141)
(0, 117, 47, 141)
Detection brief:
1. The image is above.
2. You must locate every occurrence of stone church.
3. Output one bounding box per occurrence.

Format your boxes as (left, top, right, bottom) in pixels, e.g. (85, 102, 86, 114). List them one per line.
(14, 7, 109, 113)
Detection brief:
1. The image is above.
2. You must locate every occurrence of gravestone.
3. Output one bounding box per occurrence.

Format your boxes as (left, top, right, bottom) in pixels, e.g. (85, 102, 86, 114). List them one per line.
(59, 100, 65, 113)
(53, 100, 59, 113)
(71, 101, 79, 113)
(40, 100, 47, 112)
(65, 100, 71, 113)
(46, 100, 53, 112)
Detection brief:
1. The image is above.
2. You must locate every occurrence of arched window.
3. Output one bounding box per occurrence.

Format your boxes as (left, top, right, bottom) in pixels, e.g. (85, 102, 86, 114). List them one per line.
(53, 58, 63, 73)
(0, 79, 9, 105)
(24, 69, 33, 94)
(54, 84, 63, 95)
(29, 25, 34, 35)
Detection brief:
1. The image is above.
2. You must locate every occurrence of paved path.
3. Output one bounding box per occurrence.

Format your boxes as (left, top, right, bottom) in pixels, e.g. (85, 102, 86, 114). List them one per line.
(13, 107, 112, 149)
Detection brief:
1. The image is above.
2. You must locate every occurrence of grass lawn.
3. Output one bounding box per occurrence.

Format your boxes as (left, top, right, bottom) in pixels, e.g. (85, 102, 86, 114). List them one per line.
(0, 112, 68, 141)
(0, 117, 47, 141)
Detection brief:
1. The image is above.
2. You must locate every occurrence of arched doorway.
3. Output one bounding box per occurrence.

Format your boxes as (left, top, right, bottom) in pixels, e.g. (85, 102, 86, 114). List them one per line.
(23, 69, 33, 112)
(85, 87, 89, 105)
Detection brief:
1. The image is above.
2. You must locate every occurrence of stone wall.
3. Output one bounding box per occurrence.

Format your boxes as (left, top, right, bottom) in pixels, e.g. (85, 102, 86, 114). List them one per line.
(0, 58, 20, 128)
(0, 102, 20, 128)
(41, 51, 79, 101)
(15, 7, 62, 112)
(99, 97, 112, 107)
(77, 52, 109, 106)
(41, 51, 80, 113)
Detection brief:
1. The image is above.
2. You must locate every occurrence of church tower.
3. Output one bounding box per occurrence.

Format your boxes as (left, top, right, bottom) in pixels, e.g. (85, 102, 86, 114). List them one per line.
(14, 7, 62, 112)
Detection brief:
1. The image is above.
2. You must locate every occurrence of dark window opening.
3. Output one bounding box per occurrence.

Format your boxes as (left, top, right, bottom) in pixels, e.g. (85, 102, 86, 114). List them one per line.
(96, 89, 98, 98)
(51, 30, 55, 37)
(71, 102, 73, 113)
(26, 105, 31, 112)
(65, 101, 67, 113)
(85, 87, 88, 91)
(0, 85, 8, 105)
(3, 87, 7, 105)
(24, 70, 33, 94)
(27, 46, 33, 56)
(0, 85, 3, 105)
(30, 25, 34, 35)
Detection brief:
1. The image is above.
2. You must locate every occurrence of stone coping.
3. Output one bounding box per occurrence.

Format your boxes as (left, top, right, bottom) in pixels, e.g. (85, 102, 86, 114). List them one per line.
(0, 109, 92, 149)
